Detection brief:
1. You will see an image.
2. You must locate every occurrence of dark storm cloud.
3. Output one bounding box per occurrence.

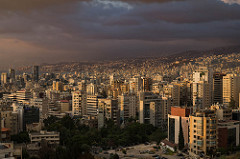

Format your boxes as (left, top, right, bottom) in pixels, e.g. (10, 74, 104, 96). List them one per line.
(120, 0, 185, 3)
(129, 0, 240, 24)
(0, 0, 88, 11)
(67, 0, 240, 41)
(0, 0, 240, 67)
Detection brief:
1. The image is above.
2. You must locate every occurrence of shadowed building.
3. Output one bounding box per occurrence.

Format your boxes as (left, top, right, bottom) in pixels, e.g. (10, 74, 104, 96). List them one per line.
(33, 65, 39, 82)
(213, 73, 225, 104)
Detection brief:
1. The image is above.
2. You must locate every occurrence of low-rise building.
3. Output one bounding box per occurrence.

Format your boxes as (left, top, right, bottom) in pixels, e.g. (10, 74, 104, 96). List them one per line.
(0, 142, 15, 159)
(29, 131, 60, 145)
(218, 120, 240, 149)
(168, 106, 191, 146)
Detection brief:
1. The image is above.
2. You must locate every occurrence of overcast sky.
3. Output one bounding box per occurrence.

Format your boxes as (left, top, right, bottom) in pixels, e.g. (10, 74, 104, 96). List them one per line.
(0, 0, 240, 68)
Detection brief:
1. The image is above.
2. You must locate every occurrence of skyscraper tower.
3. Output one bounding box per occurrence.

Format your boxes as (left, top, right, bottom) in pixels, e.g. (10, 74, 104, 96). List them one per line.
(213, 73, 225, 104)
(9, 68, 15, 83)
(1, 72, 8, 85)
(33, 65, 39, 82)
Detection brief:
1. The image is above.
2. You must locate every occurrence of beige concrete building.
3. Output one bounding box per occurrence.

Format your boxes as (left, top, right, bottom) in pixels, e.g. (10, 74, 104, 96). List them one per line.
(1, 111, 19, 135)
(1, 72, 8, 85)
(192, 81, 210, 112)
(189, 110, 217, 157)
(29, 131, 60, 145)
(140, 92, 171, 130)
(118, 94, 137, 122)
(16, 90, 32, 105)
(52, 81, 63, 91)
(98, 99, 118, 122)
(72, 92, 84, 116)
(87, 95, 102, 116)
(58, 100, 70, 113)
(164, 83, 180, 107)
(210, 104, 232, 120)
(139, 92, 161, 125)
(98, 98, 119, 128)
(223, 74, 240, 107)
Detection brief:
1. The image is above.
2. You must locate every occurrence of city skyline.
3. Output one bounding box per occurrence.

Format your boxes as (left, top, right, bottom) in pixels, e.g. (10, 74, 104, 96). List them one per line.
(1, 1, 240, 158)
(0, 0, 240, 67)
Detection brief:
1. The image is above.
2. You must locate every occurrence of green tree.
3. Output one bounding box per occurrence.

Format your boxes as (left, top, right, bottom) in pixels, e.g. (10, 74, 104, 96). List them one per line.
(22, 148, 30, 159)
(149, 128, 167, 144)
(178, 119, 185, 150)
(43, 115, 59, 128)
(11, 131, 30, 144)
(60, 115, 75, 130)
(38, 142, 55, 159)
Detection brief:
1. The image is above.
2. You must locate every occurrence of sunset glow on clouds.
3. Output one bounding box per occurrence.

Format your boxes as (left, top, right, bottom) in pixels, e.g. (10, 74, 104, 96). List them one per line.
(221, 0, 240, 5)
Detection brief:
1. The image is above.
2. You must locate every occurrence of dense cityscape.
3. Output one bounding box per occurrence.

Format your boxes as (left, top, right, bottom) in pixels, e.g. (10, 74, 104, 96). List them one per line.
(1, 0, 240, 158)
(0, 51, 240, 158)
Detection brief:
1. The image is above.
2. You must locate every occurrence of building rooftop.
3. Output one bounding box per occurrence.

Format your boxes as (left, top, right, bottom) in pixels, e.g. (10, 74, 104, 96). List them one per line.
(30, 131, 59, 136)
(0, 145, 8, 150)
(1, 128, 10, 132)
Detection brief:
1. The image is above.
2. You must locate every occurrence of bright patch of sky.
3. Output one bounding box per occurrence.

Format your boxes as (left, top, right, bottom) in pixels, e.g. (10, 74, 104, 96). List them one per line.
(221, 0, 240, 5)
(91, 0, 133, 10)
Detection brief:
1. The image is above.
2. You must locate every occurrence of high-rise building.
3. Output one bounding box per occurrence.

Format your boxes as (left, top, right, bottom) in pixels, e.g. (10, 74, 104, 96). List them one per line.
(109, 74, 117, 85)
(72, 92, 85, 116)
(86, 95, 102, 116)
(16, 90, 32, 104)
(23, 107, 40, 131)
(142, 77, 152, 92)
(9, 68, 15, 83)
(139, 92, 160, 125)
(30, 98, 49, 119)
(193, 66, 213, 106)
(1, 73, 8, 85)
(150, 97, 171, 130)
(193, 66, 213, 84)
(33, 65, 39, 82)
(118, 94, 137, 123)
(139, 92, 170, 129)
(164, 83, 180, 107)
(210, 104, 232, 120)
(98, 98, 119, 127)
(86, 83, 98, 95)
(223, 74, 240, 107)
(129, 77, 141, 94)
(52, 81, 63, 91)
(189, 110, 217, 157)
(193, 81, 210, 112)
(213, 73, 225, 104)
(1, 111, 19, 135)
